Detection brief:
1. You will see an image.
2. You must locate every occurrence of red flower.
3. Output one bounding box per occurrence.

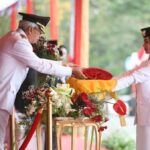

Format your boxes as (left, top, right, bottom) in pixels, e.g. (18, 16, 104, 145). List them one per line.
(82, 107, 93, 116)
(82, 68, 112, 80)
(47, 44, 55, 49)
(92, 115, 102, 122)
(113, 100, 127, 116)
(72, 92, 92, 107)
(90, 104, 97, 111)
(79, 93, 92, 106)
(98, 126, 107, 132)
(71, 94, 79, 103)
(80, 93, 89, 102)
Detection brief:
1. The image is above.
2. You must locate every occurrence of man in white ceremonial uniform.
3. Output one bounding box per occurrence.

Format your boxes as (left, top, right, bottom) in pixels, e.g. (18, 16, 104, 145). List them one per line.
(0, 12, 85, 149)
(113, 27, 150, 150)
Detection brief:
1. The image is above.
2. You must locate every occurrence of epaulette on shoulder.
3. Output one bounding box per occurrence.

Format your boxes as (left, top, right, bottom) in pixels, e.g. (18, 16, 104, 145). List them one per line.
(20, 34, 27, 39)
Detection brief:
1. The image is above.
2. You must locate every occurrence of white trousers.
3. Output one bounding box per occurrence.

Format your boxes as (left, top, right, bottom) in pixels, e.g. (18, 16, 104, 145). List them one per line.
(136, 125, 150, 150)
(0, 109, 10, 150)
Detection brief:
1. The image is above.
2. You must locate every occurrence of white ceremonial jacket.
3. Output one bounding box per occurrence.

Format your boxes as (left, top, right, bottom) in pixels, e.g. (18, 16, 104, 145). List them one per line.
(114, 60, 150, 126)
(0, 29, 72, 114)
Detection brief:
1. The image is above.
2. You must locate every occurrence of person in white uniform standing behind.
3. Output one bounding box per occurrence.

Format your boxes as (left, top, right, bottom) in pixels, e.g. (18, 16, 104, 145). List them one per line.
(113, 27, 150, 150)
(0, 12, 85, 149)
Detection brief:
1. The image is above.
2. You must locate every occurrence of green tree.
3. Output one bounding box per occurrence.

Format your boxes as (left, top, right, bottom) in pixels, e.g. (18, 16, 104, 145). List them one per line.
(0, 15, 10, 36)
(89, 0, 150, 76)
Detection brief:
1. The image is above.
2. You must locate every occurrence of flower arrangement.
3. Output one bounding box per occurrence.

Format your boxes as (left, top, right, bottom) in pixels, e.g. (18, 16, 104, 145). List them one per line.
(19, 83, 112, 132)
(50, 83, 75, 117)
(32, 36, 68, 86)
(18, 76, 75, 124)
(69, 92, 109, 131)
(32, 36, 66, 61)
(17, 76, 127, 149)
(18, 86, 51, 129)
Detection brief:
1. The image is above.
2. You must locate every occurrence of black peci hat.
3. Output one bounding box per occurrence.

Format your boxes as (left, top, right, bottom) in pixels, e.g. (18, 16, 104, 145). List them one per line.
(47, 40, 58, 45)
(19, 12, 50, 33)
(141, 27, 150, 38)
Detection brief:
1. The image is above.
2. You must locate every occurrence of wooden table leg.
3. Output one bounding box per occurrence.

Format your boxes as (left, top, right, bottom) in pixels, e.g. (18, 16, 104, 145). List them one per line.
(72, 125, 77, 150)
(56, 124, 63, 150)
(46, 99, 52, 150)
(93, 124, 101, 150)
(84, 126, 88, 150)
(89, 126, 94, 150)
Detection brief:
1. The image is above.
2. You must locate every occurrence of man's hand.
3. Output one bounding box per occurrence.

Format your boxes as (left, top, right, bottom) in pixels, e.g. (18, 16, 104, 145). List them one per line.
(71, 66, 87, 79)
